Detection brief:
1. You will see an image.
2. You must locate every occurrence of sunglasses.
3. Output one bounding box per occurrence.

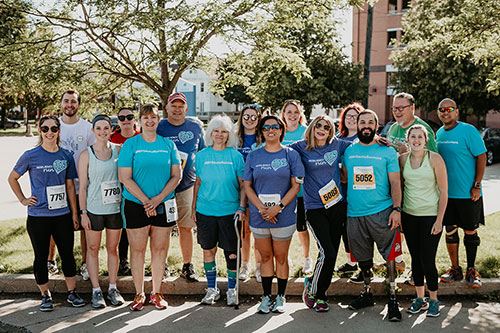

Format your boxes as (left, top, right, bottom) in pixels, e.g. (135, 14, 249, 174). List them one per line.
(314, 123, 332, 131)
(284, 99, 301, 105)
(438, 107, 456, 113)
(261, 124, 281, 132)
(391, 105, 412, 112)
(118, 114, 135, 121)
(40, 126, 59, 133)
(243, 114, 258, 121)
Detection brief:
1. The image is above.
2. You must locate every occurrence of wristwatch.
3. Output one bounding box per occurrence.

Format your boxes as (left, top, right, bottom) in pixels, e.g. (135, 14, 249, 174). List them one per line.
(392, 206, 402, 212)
(279, 202, 285, 212)
(473, 182, 481, 189)
(80, 209, 88, 214)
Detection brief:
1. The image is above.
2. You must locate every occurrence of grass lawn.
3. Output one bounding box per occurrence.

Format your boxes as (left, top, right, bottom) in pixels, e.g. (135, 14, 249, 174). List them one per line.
(1, 212, 500, 278)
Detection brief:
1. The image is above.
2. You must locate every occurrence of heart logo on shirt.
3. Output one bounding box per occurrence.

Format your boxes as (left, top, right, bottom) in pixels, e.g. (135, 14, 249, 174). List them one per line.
(53, 159, 68, 174)
(271, 158, 288, 171)
(178, 131, 194, 144)
(324, 151, 338, 165)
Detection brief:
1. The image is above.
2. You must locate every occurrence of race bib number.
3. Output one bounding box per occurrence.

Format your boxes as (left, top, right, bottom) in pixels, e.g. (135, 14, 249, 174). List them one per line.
(46, 185, 67, 210)
(178, 151, 188, 170)
(258, 194, 281, 207)
(353, 166, 376, 190)
(165, 198, 178, 223)
(100, 180, 121, 205)
(318, 179, 342, 209)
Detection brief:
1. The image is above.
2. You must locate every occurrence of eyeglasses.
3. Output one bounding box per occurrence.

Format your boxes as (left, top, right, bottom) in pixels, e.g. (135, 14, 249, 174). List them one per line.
(118, 114, 135, 121)
(40, 126, 59, 133)
(261, 124, 280, 132)
(243, 114, 258, 121)
(314, 123, 332, 131)
(438, 107, 456, 113)
(391, 105, 412, 112)
(345, 114, 357, 120)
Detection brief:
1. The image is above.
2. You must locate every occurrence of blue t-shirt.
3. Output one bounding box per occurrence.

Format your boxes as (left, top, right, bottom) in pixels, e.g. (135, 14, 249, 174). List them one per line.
(157, 117, 205, 193)
(243, 147, 305, 228)
(337, 133, 358, 143)
(436, 122, 486, 198)
(118, 134, 180, 204)
(195, 147, 244, 216)
(343, 143, 399, 217)
(282, 125, 307, 146)
(237, 134, 257, 161)
(291, 138, 351, 210)
(13, 145, 78, 217)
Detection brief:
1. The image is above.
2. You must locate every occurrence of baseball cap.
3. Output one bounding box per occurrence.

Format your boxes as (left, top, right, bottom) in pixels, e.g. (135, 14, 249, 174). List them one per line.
(168, 92, 187, 104)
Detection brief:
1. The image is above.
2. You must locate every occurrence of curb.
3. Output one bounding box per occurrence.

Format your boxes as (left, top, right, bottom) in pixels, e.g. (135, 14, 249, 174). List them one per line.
(1, 274, 499, 296)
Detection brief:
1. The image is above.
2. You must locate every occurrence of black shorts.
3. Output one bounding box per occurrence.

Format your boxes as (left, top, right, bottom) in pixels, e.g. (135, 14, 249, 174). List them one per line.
(296, 196, 307, 232)
(87, 212, 123, 231)
(75, 195, 83, 231)
(443, 197, 485, 231)
(196, 213, 237, 252)
(123, 199, 176, 229)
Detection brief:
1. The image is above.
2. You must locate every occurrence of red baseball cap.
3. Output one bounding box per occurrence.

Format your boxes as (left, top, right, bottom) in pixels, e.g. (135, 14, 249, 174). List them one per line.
(168, 92, 187, 104)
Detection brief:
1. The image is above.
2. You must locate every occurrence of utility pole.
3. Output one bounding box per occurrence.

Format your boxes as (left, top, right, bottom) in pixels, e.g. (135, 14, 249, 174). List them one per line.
(363, 4, 373, 109)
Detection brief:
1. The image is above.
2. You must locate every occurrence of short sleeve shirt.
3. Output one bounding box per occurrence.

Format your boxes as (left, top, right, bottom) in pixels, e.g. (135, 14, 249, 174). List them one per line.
(436, 122, 486, 198)
(237, 134, 257, 161)
(109, 130, 140, 144)
(386, 116, 438, 152)
(282, 125, 307, 146)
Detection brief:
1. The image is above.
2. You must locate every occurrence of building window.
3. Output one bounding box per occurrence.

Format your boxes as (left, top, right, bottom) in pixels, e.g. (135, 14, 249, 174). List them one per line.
(217, 102, 223, 107)
(200, 82, 205, 92)
(388, 0, 398, 13)
(200, 102, 204, 112)
(402, 0, 411, 11)
(387, 30, 397, 48)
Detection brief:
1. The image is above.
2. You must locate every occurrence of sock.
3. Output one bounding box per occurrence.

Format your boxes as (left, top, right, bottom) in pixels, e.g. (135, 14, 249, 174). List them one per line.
(277, 278, 287, 296)
(227, 270, 237, 289)
(92, 287, 101, 294)
(108, 283, 117, 292)
(262, 276, 273, 296)
(204, 261, 217, 289)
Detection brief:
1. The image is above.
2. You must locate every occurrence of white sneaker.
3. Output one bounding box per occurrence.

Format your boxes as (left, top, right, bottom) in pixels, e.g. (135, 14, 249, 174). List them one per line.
(201, 288, 220, 305)
(226, 288, 237, 306)
(80, 263, 89, 281)
(302, 257, 313, 274)
(254, 263, 262, 283)
(239, 262, 250, 281)
(47, 261, 59, 275)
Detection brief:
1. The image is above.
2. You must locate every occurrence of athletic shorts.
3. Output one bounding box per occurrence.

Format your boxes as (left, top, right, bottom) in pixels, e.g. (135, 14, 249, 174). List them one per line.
(196, 213, 237, 251)
(250, 224, 296, 241)
(296, 196, 307, 232)
(123, 199, 176, 229)
(175, 187, 196, 229)
(443, 197, 484, 230)
(87, 212, 122, 231)
(347, 206, 402, 262)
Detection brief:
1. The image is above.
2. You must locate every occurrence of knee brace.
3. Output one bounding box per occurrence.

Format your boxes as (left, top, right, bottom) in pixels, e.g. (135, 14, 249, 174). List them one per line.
(224, 250, 237, 271)
(464, 233, 480, 247)
(445, 225, 459, 244)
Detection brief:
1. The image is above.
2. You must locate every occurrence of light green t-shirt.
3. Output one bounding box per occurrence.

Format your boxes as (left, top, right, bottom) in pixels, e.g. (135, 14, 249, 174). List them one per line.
(386, 116, 438, 152)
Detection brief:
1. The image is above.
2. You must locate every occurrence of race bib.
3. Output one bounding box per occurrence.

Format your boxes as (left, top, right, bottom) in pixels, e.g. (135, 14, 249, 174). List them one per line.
(178, 151, 188, 170)
(165, 198, 178, 223)
(353, 166, 376, 190)
(318, 179, 342, 209)
(46, 185, 67, 210)
(258, 194, 281, 208)
(100, 180, 121, 205)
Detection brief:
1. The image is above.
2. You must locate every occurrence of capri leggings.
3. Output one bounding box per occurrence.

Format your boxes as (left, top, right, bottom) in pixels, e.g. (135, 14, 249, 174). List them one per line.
(401, 212, 441, 291)
(26, 214, 77, 285)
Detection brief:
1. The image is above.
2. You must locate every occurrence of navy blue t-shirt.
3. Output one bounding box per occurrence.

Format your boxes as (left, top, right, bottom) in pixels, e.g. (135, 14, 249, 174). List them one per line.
(237, 134, 257, 161)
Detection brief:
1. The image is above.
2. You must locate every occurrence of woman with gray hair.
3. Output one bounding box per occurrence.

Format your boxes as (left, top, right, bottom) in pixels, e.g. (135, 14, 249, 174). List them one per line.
(191, 115, 246, 306)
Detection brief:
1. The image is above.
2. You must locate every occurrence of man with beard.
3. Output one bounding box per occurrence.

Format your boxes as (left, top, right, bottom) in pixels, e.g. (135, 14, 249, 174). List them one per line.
(436, 98, 486, 288)
(342, 110, 403, 321)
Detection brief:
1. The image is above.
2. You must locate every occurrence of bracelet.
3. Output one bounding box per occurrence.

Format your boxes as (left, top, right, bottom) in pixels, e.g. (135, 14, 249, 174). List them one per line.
(238, 206, 246, 211)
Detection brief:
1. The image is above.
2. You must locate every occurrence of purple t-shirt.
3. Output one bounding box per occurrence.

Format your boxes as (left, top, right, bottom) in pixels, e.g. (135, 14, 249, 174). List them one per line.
(13, 145, 77, 217)
(243, 146, 305, 228)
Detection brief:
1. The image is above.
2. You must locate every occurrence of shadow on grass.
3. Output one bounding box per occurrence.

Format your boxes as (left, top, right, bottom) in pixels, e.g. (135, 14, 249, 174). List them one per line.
(0, 226, 25, 247)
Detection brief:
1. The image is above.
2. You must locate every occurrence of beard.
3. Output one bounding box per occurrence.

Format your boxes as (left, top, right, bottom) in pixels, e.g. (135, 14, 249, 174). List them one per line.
(63, 108, 78, 117)
(357, 127, 376, 144)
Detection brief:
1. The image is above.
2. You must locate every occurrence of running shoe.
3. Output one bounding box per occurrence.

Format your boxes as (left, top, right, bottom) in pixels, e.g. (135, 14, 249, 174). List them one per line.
(466, 268, 482, 288)
(150, 292, 168, 310)
(373, 261, 405, 272)
(254, 263, 262, 283)
(67, 290, 86, 307)
(162, 263, 171, 282)
(107, 288, 125, 306)
(47, 261, 59, 275)
(348, 270, 372, 284)
(302, 276, 315, 309)
(335, 262, 358, 273)
(426, 299, 440, 317)
(239, 262, 251, 281)
(91, 290, 106, 309)
(40, 294, 54, 312)
(440, 266, 463, 283)
(349, 291, 374, 310)
(404, 270, 414, 286)
(302, 257, 313, 275)
(272, 295, 286, 313)
(406, 297, 429, 314)
(118, 259, 131, 276)
(201, 288, 220, 305)
(387, 299, 402, 322)
(181, 263, 199, 282)
(80, 263, 90, 281)
(129, 293, 145, 311)
(313, 299, 329, 312)
(396, 260, 406, 272)
(226, 288, 237, 306)
(257, 295, 273, 314)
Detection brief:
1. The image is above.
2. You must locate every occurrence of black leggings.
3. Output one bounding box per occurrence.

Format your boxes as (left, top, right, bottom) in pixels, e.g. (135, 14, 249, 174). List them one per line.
(401, 212, 442, 291)
(118, 228, 129, 260)
(306, 202, 345, 301)
(27, 214, 77, 285)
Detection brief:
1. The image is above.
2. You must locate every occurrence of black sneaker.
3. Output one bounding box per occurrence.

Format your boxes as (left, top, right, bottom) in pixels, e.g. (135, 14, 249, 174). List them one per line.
(348, 270, 372, 284)
(349, 291, 374, 310)
(181, 263, 199, 282)
(40, 294, 54, 312)
(387, 299, 402, 322)
(336, 263, 358, 273)
(67, 290, 86, 307)
(118, 259, 131, 276)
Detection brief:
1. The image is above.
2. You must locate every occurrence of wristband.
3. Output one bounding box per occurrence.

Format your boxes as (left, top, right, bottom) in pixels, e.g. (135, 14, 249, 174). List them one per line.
(392, 206, 401, 212)
(80, 209, 88, 214)
(238, 206, 246, 211)
(473, 182, 481, 188)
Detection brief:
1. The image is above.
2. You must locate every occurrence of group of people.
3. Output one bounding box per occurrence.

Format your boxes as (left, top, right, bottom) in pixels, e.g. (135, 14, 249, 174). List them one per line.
(8, 89, 486, 322)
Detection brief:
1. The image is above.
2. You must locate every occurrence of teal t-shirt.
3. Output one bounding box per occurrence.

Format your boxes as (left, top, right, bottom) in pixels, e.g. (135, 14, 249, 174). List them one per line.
(118, 134, 180, 204)
(436, 122, 486, 199)
(194, 147, 245, 216)
(283, 124, 306, 197)
(343, 142, 400, 217)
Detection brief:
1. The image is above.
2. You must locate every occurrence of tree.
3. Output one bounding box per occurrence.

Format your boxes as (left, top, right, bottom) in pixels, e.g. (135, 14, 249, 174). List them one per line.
(391, 0, 500, 120)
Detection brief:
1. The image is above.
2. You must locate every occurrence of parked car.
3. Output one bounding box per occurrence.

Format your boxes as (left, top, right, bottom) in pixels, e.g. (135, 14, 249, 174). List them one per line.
(4, 118, 22, 128)
(481, 127, 500, 165)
